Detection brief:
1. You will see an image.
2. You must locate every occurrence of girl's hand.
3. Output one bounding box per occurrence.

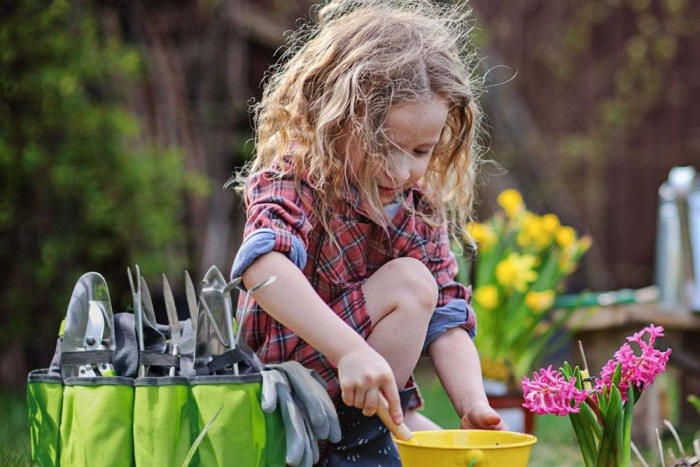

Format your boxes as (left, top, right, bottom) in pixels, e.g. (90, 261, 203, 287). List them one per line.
(336, 346, 403, 425)
(459, 401, 509, 431)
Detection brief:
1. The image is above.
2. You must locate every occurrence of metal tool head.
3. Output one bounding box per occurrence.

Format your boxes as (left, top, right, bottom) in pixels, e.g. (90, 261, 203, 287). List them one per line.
(184, 270, 198, 324)
(63, 272, 114, 351)
(83, 301, 105, 350)
(137, 274, 167, 373)
(61, 272, 115, 378)
(162, 274, 182, 343)
(196, 266, 230, 351)
(194, 265, 241, 373)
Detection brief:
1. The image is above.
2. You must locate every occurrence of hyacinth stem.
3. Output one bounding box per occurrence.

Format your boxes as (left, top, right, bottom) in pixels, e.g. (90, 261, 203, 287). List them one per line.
(596, 385, 623, 467)
(620, 387, 634, 466)
(569, 412, 597, 467)
(580, 401, 603, 440)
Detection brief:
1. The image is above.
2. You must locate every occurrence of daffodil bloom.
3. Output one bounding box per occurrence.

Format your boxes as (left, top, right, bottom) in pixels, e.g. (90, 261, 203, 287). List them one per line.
(466, 221, 497, 251)
(497, 188, 524, 219)
(454, 188, 591, 397)
(555, 225, 576, 249)
(559, 233, 592, 274)
(541, 213, 561, 235)
(525, 290, 556, 312)
(473, 285, 499, 309)
(518, 213, 554, 250)
(495, 252, 538, 292)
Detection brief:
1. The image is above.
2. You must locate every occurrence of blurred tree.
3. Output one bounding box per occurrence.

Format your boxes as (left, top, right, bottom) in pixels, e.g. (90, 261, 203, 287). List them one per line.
(0, 0, 192, 385)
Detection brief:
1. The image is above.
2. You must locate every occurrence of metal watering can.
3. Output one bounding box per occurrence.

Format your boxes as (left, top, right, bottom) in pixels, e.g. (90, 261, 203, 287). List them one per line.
(655, 166, 700, 311)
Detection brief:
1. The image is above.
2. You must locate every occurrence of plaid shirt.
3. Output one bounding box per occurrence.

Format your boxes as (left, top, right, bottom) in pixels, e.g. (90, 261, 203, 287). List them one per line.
(232, 164, 476, 405)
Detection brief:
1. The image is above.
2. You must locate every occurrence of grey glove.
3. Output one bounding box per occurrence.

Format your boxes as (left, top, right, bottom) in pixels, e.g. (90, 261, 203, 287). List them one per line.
(261, 369, 314, 467)
(264, 361, 342, 444)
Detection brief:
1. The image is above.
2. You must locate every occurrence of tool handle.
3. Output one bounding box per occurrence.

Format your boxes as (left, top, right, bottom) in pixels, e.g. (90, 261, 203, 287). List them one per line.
(377, 394, 414, 441)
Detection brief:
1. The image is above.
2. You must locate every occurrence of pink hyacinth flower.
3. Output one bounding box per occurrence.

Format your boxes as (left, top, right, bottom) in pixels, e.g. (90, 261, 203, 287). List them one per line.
(599, 324, 672, 400)
(522, 365, 589, 416)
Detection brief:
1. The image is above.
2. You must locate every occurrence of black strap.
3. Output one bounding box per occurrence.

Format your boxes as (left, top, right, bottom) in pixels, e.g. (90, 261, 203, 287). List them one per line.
(62, 350, 113, 365)
(194, 348, 250, 375)
(139, 351, 179, 369)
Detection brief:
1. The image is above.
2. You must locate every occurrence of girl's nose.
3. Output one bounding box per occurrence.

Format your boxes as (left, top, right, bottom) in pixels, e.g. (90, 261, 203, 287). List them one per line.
(395, 158, 411, 183)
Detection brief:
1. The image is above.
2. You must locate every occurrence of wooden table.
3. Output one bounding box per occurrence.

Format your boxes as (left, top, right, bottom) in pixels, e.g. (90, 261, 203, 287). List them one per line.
(568, 303, 700, 446)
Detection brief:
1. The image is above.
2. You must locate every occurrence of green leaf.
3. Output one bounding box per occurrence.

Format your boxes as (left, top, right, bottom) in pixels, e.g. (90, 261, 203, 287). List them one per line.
(620, 387, 635, 466)
(689, 395, 700, 414)
(580, 401, 603, 440)
(595, 385, 622, 467)
(569, 412, 598, 467)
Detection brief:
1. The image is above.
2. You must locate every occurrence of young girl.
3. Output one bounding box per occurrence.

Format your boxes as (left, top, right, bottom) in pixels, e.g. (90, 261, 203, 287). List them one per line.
(229, 0, 507, 464)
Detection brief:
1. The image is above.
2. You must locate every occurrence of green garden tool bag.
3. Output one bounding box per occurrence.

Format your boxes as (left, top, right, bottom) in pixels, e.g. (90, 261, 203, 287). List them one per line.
(27, 268, 287, 467)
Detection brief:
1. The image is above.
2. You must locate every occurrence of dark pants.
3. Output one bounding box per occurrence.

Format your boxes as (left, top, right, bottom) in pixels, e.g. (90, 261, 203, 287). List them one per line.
(319, 389, 415, 467)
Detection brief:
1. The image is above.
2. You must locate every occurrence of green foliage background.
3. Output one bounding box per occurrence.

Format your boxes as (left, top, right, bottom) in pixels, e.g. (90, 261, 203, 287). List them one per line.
(0, 1, 191, 356)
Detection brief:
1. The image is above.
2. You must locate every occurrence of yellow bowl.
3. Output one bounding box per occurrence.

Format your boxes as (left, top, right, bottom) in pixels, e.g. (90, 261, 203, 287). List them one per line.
(395, 429, 537, 467)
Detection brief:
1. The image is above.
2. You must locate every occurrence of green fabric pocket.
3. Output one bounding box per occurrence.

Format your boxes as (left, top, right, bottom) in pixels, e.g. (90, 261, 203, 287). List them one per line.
(27, 372, 287, 467)
(188, 374, 285, 467)
(27, 369, 63, 467)
(133, 376, 191, 466)
(60, 376, 134, 467)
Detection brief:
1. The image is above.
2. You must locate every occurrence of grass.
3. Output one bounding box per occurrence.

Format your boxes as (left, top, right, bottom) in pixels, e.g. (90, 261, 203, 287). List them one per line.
(0, 390, 30, 467)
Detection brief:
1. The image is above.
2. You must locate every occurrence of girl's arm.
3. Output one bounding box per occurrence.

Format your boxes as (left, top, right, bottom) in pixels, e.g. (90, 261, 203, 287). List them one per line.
(242, 250, 405, 425)
(428, 327, 508, 430)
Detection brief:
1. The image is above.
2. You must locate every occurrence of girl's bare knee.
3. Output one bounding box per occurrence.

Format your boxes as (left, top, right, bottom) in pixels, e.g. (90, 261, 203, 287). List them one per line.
(383, 257, 438, 311)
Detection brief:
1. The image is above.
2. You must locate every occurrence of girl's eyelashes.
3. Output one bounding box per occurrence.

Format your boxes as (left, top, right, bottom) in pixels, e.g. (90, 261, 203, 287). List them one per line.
(414, 147, 434, 157)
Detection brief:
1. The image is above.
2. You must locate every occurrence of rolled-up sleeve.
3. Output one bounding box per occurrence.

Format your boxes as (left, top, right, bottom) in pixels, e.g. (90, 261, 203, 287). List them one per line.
(421, 225, 477, 353)
(230, 169, 313, 280)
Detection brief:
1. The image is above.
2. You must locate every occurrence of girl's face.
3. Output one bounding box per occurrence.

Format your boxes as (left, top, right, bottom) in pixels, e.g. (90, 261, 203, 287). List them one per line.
(378, 97, 449, 202)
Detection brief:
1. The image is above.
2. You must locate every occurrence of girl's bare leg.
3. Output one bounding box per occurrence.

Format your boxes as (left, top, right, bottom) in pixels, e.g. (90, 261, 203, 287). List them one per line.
(363, 257, 437, 389)
(405, 410, 442, 431)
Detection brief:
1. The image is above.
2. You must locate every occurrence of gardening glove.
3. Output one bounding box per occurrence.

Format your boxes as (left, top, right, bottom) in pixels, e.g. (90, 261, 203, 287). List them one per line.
(261, 369, 314, 467)
(264, 361, 342, 443)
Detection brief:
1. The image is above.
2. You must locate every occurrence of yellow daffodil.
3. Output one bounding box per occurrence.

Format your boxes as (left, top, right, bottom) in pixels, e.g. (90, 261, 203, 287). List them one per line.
(559, 233, 593, 274)
(474, 285, 499, 309)
(453, 188, 592, 388)
(467, 221, 497, 251)
(541, 214, 561, 235)
(517, 213, 554, 250)
(495, 252, 538, 292)
(525, 290, 556, 313)
(497, 189, 525, 219)
(555, 225, 576, 249)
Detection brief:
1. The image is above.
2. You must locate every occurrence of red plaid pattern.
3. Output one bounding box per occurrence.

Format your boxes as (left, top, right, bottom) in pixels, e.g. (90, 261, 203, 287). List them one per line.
(237, 167, 475, 406)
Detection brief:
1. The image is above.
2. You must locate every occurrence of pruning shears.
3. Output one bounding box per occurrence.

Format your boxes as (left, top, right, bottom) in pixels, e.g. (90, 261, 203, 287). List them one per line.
(78, 300, 115, 377)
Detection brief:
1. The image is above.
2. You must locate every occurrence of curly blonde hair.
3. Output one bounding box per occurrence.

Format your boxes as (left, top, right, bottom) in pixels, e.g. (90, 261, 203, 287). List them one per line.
(232, 0, 485, 239)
